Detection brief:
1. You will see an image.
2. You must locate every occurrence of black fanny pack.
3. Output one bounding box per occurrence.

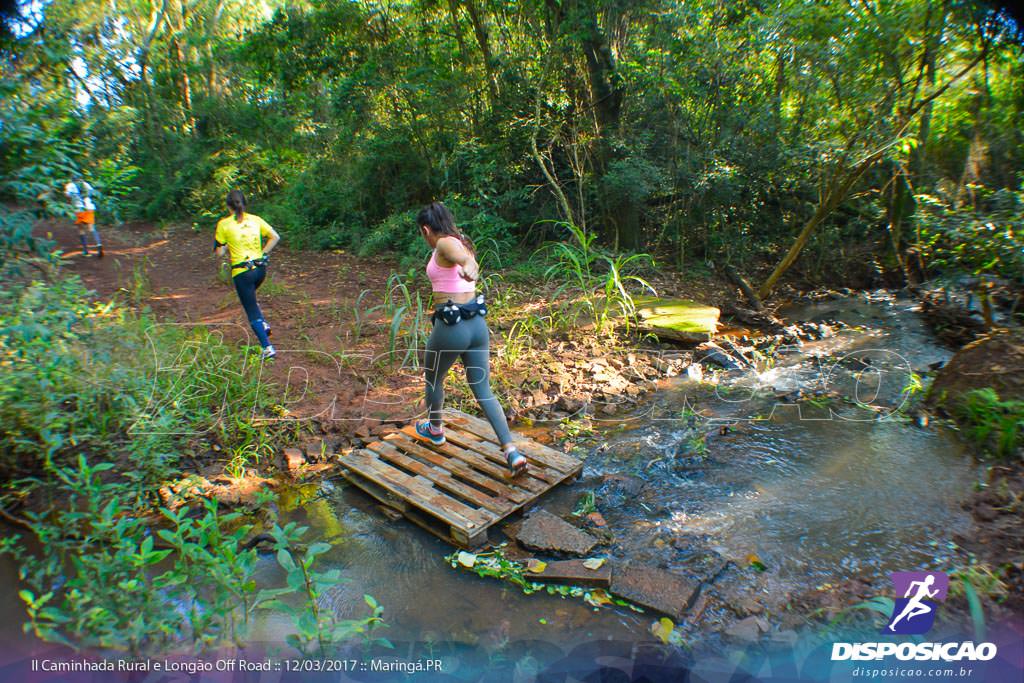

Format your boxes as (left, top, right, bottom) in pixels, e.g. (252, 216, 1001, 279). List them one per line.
(232, 256, 267, 271)
(431, 294, 488, 325)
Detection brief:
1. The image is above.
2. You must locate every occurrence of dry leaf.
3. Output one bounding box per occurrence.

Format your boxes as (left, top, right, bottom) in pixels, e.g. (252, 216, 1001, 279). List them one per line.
(457, 551, 477, 568)
(584, 589, 613, 607)
(582, 558, 606, 570)
(526, 559, 547, 573)
(651, 617, 675, 644)
(746, 553, 767, 571)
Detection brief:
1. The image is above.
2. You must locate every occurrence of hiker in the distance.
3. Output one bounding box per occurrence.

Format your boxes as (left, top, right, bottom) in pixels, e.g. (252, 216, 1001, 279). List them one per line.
(413, 201, 528, 476)
(64, 177, 102, 257)
(213, 189, 280, 360)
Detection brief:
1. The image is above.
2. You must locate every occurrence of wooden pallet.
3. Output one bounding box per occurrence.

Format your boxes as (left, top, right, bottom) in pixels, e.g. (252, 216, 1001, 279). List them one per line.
(339, 410, 582, 548)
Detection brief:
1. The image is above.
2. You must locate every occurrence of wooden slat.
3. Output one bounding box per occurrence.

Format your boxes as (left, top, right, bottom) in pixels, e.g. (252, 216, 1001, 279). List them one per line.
(381, 433, 529, 504)
(396, 426, 551, 493)
(441, 428, 562, 485)
(366, 440, 506, 514)
(445, 411, 582, 474)
(343, 451, 491, 529)
(343, 469, 487, 547)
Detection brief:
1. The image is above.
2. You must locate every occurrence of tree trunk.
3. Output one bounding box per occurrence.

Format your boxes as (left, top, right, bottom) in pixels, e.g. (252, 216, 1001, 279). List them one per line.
(462, 0, 499, 103)
(757, 39, 989, 299)
(172, 0, 195, 133)
(204, 0, 225, 97)
(724, 264, 764, 311)
(757, 159, 873, 299)
(577, 1, 622, 137)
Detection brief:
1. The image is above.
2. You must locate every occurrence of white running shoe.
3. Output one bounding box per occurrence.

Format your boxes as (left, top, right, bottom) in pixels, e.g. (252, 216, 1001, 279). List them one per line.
(261, 345, 277, 360)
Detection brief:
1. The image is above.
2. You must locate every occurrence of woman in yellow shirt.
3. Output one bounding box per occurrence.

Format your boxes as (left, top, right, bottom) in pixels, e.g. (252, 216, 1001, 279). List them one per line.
(214, 190, 280, 359)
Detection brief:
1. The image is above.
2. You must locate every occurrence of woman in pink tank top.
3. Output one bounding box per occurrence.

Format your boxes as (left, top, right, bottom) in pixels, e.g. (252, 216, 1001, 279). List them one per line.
(412, 202, 528, 476)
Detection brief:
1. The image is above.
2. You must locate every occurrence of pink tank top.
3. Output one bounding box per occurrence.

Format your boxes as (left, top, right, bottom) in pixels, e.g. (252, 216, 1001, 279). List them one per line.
(426, 248, 476, 293)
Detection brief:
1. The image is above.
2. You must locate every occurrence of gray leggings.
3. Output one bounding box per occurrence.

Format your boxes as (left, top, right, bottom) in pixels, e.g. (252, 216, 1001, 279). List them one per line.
(424, 314, 513, 446)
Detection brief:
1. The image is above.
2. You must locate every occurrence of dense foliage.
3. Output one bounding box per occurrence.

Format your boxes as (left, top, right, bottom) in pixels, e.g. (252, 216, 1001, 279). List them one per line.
(2, 0, 1021, 289)
(0, 36, 388, 654)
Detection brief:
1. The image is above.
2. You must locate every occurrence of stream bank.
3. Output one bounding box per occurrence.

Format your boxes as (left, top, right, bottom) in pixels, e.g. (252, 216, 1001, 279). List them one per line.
(8, 220, 1017, 659)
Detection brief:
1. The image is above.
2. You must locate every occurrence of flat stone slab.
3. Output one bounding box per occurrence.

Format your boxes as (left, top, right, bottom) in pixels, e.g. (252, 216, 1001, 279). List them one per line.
(523, 559, 612, 587)
(724, 615, 770, 643)
(610, 563, 700, 620)
(510, 510, 598, 556)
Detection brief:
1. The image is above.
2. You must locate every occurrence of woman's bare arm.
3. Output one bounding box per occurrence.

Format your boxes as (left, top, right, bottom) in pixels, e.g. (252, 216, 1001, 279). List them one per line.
(437, 235, 478, 281)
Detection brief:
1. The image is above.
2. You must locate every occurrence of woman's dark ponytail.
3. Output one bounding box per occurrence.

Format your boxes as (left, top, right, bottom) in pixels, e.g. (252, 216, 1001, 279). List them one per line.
(226, 189, 246, 219)
(417, 201, 475, 256)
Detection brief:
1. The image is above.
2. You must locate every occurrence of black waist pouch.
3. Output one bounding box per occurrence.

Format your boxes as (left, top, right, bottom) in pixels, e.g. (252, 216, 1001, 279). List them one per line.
(432, 294, 488, 325)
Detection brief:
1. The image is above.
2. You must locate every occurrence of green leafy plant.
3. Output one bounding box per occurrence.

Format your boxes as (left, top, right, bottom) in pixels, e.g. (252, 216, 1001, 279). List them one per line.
(956, 388, 1023, 459)
(573, 491, 597, 516)
(3, 458, 262, 655)
(828, 596, 896, 630)
(258, 522, 391, 657)
(350, 289, 374, 341)
(445, 545, 640, 612)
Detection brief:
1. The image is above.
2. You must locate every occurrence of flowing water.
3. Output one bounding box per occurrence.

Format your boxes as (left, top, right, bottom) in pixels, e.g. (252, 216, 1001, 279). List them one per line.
(248, 291, 977, 649)
(0, 292, 979, 658)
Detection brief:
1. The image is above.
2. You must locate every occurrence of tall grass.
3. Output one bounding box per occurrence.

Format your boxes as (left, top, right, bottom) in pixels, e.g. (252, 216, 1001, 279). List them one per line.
(0, 276, 285, 496)
(537, 222, 656, 334)
(381, 269, 427, 368)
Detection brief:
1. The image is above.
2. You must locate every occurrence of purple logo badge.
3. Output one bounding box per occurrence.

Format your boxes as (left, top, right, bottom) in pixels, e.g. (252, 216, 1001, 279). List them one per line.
(884, 571, 949, 635)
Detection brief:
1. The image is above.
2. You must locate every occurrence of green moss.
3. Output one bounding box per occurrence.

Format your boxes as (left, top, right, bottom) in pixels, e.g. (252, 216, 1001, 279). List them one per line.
(634, 297, 720, 341)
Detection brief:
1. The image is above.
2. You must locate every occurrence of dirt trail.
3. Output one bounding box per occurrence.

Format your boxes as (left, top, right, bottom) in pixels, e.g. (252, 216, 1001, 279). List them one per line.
(38, 219, 421, 442)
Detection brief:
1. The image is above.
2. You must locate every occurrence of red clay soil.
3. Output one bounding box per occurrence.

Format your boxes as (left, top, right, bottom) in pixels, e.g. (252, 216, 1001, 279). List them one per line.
(36, 218, 424, 442)
(35, 218, 725, 452)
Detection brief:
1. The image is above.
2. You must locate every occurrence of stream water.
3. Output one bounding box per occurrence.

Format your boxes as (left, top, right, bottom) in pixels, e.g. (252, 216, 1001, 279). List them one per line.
(0, 292, 980, 666)
(248, 291, 977, 653)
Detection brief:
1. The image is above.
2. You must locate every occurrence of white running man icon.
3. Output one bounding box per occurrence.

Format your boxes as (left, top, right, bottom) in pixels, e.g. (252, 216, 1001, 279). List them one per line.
(888, 574, 939, 631)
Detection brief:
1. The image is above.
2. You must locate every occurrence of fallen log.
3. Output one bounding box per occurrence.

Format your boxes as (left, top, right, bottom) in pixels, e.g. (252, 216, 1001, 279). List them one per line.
(723, 264, 764, 311)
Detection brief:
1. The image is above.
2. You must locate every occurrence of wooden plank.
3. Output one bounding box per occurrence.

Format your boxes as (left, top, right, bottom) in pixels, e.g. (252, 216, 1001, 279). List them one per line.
(343, 450, 491, 529)
(450, 411, 581, 474)
(381, 433, 529, 504)
(397, 426, 551, 493)
(344, 468, 486, 548)
(366, 440, 507, 514)
(445, 411, 582, 474)
(403, 505, 488, 548)
(341, 467, 408, 513)
(340, 415, 583, 550)
(441, 428, 562, 486)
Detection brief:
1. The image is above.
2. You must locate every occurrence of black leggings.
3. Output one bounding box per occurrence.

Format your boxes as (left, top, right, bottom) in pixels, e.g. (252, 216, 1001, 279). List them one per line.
(233, 265, 270, 347)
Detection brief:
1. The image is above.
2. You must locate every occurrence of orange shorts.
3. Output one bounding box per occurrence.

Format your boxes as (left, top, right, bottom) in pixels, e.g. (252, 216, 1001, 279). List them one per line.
(74, 210, 95, 226)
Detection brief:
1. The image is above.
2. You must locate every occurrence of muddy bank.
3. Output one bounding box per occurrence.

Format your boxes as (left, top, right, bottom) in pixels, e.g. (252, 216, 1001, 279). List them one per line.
(927, 328, 1024, 615)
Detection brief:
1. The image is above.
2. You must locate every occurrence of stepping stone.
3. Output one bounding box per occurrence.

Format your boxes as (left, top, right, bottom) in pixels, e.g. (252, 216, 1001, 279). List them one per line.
(724, 616, 770, 643)
(510, 510, 598, 556)
(610, 563, 700, 620)
(523, 559, 612, 588)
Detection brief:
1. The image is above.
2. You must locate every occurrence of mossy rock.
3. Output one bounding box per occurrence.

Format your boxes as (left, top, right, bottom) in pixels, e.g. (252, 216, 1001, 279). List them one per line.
(633, 297, 720, 344)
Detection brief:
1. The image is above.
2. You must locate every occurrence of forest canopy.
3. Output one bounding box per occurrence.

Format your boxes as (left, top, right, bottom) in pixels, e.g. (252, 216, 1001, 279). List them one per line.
(2, 0, 1022, 291)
